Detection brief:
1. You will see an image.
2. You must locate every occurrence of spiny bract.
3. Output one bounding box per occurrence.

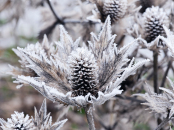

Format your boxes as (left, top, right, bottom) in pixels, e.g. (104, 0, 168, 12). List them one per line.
(9, 16, 149, 108)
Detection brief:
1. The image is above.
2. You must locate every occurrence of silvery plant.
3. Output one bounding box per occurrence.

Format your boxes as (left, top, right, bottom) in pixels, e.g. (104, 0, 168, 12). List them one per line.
(127, 6, 169, 50)
(135, 26, 174, 130)
(4, 16, 149, 130)
(0, 99, 67, 130)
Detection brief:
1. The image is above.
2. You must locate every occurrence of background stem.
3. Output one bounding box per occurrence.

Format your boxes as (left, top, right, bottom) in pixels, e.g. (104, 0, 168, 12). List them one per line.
(153, 51, 159, 94)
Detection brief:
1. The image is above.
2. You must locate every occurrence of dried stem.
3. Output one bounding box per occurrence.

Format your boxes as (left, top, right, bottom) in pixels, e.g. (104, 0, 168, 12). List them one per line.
(153, 50, 159, 94)
(155, 112, 171, 130)
(39, 1, 99, 40)
(160, 61, 172, 88)
(46, 0, 64, 25)
(85, 106, 96, 130)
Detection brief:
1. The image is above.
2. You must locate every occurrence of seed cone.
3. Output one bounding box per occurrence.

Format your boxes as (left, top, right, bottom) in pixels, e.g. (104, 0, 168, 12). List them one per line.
(102, 0, 127, 23)
(69, 48, 98, 97)
(143, 6, 169, 43)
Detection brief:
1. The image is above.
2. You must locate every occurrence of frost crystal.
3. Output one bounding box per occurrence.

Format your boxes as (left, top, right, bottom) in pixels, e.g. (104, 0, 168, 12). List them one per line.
(9, 16, 149, 108)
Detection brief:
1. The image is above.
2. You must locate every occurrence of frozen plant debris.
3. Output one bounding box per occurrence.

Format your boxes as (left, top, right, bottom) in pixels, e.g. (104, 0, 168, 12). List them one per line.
(0, 99, 67, 130)
(9, 16, 149, 108)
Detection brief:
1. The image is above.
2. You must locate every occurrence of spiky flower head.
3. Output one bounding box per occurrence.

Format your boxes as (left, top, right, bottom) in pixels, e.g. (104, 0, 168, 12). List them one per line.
(9, 16, 149, 108)
(143, 6, 169, 43)
(102, 0, 127, 23)
(135, 78, 174, 118)
(127, 6, 170, 50)
(0, 99, 67, 130)
(88, 0, 128, 23)
(69, 48, 98, 97)
(0, 111, 35, 130)
(32, 99, 67, 130)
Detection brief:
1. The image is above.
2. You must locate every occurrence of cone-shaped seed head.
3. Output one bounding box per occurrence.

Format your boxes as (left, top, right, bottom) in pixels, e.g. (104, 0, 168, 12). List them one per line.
(143, 6, 169, 43)
(69, 48, 98, 97)
(102, 0, 127, 23)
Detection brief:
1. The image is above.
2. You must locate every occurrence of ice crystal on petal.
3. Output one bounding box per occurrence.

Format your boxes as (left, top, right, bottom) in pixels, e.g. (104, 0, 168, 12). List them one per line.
(0, 112, 35, 130)
(9, 16, 149, 108)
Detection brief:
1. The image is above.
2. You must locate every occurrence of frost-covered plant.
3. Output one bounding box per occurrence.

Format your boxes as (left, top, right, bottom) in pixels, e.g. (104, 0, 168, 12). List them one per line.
(0, 111, 35, 130)
(0, 99, 67, 130)
(135, 78, 174, 119)
(128, 6, 170, 50)
(9, 16, 149, 130)
(87, 0, 137, 24)
(32, 99, 67, 130)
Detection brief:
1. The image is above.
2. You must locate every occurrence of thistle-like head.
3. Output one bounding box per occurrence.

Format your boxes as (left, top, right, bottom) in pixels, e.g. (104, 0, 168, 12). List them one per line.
(143, 6, 169, 43)
(69, 48, 99, 97)
(0, 112, 34, 130)
(88, 0, 128, 23)
(9, 16, 149, 108)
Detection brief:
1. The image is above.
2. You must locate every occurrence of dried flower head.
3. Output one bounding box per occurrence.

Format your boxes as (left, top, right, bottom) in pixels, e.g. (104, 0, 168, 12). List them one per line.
(127, 6, 170, 50)
(0, 112, 35, 130)
(87, 0, 132, 23)
(9, 16, 149, 108)
(0, 99, 67, 130)
(69, 48, 99, 97)
(143, 6, 169, 43)
(135, 78, 174, 118)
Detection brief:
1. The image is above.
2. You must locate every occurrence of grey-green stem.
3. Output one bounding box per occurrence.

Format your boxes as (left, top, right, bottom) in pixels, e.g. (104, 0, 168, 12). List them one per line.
(85, 105, 96, 130)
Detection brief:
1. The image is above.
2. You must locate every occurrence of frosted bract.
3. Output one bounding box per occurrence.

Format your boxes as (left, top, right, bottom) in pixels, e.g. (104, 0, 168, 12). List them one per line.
(32, 99, 67, 130)
(9, 16, 149, 108)
(136, 78, 174, 118)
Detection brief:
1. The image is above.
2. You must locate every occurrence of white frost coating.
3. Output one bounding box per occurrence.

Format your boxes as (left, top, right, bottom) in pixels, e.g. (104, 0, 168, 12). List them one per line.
(135, 77, 174, 118)
(0, 111, 35, 130)
(108, 58, 150, 92)
(9, 15, 149, 110)
(91, 86, 122, 105)
(159, 26, 174, 56)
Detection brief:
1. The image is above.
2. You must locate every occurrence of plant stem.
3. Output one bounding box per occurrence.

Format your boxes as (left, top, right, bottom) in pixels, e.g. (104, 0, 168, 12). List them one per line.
(155, 117, 171, 130)
(153, 50, 159, 94)
(46, 0, 64, 25)
(85, 106, 96, 130)
(160, 61, 172, 88)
